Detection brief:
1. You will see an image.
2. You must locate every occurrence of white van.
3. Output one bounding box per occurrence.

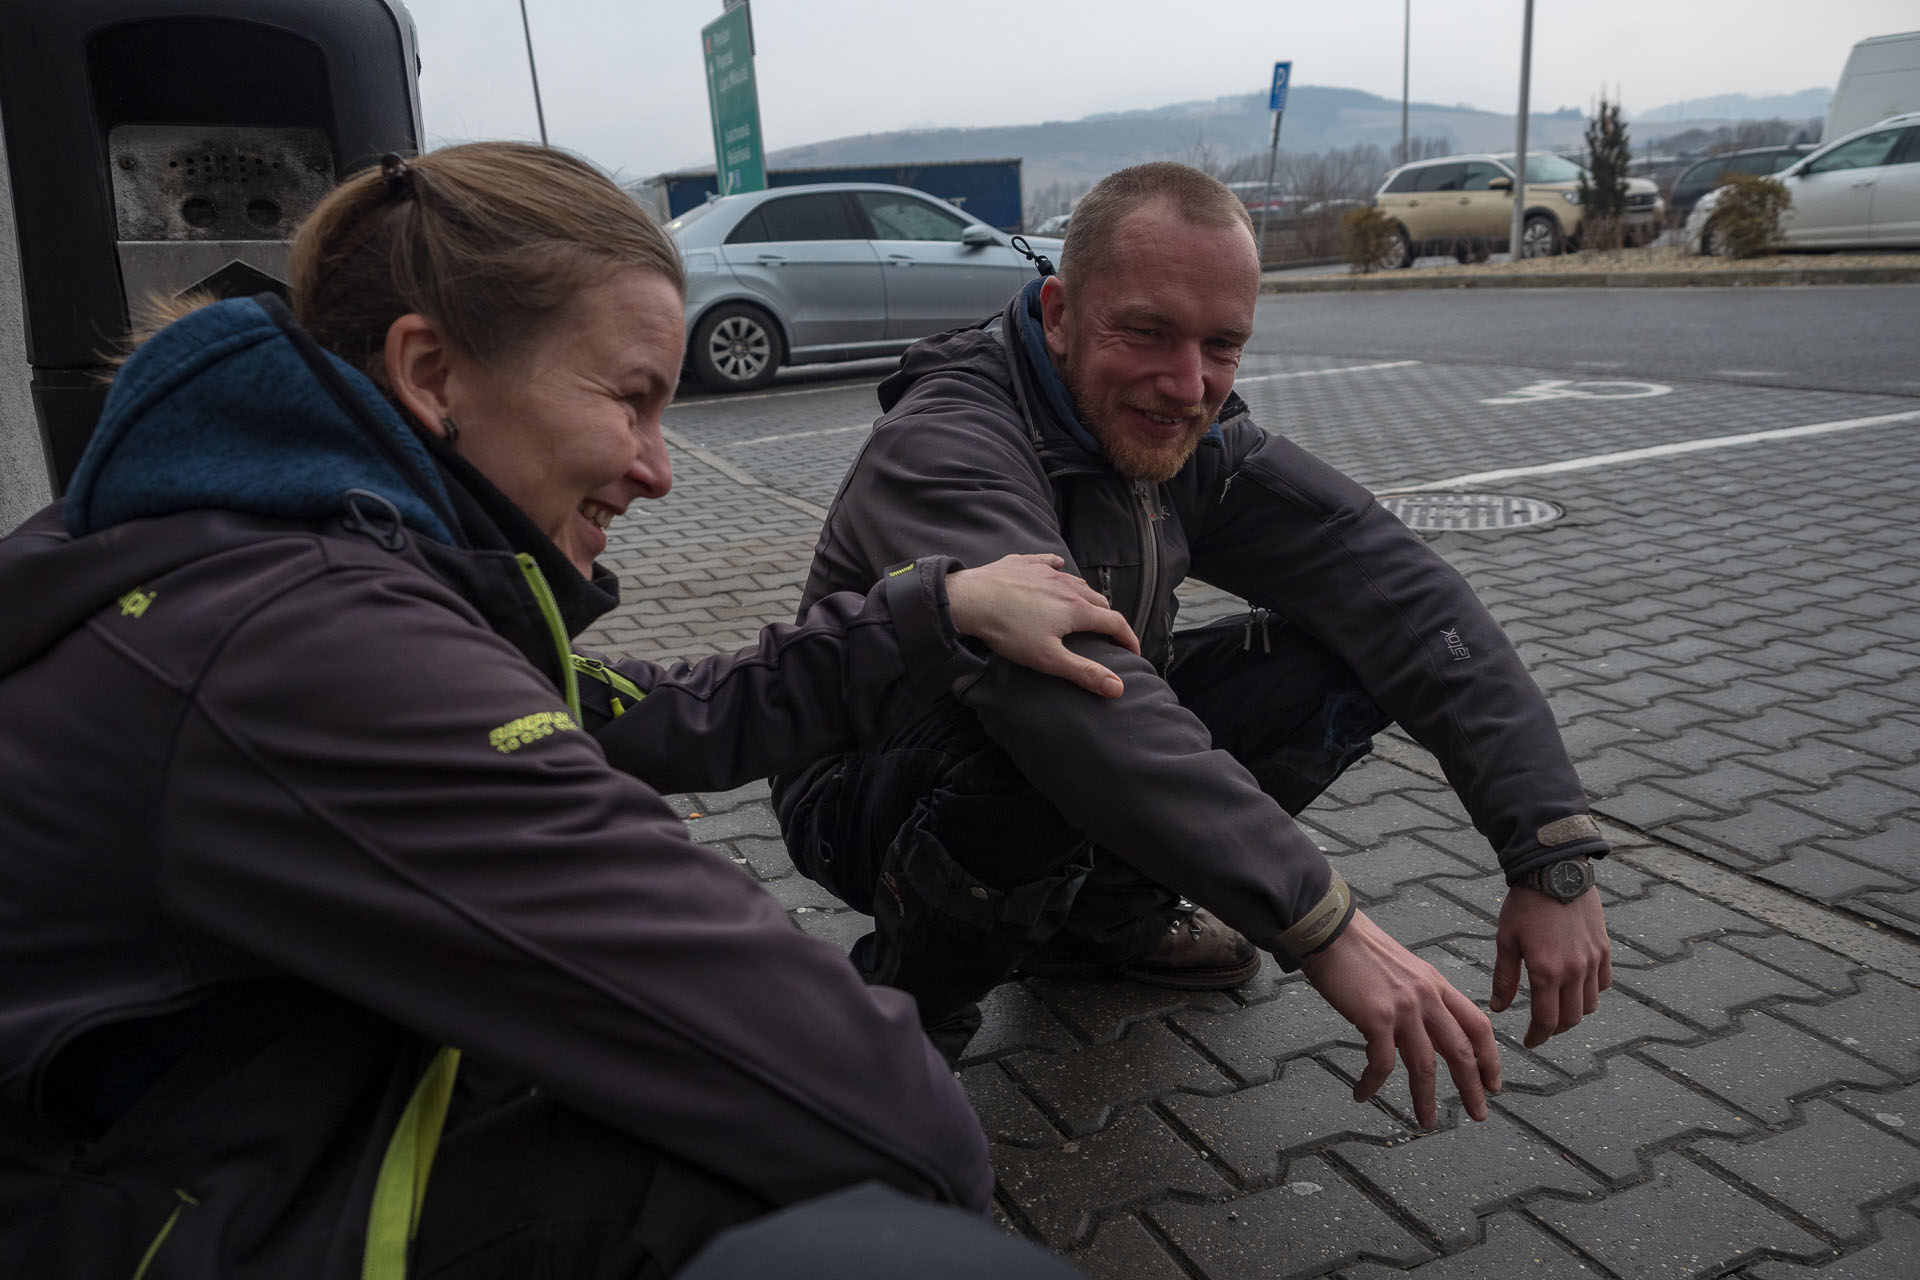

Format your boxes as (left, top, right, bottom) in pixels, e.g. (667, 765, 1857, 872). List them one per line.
(1825, 31, 1920, 141)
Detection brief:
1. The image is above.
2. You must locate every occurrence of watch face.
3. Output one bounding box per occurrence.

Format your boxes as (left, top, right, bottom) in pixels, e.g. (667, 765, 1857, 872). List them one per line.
(1546, 859, 1590, 900)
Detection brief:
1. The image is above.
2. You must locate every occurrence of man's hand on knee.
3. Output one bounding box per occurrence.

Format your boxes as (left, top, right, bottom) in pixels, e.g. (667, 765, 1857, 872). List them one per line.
(1299, 909, 1500, 1130)
(1490, 886, 1612, 1049)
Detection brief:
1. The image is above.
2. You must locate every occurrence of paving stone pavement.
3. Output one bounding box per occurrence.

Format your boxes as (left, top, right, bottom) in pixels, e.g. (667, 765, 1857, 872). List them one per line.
(579, 336, 1920, 1278)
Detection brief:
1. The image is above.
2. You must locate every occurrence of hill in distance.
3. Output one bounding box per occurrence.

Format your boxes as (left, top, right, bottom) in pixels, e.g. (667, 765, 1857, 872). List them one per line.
(746, 84, 1829, 194)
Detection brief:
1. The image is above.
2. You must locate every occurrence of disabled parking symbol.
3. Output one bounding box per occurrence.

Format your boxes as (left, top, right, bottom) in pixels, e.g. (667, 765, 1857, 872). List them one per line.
(1481, 379, 1673, 405)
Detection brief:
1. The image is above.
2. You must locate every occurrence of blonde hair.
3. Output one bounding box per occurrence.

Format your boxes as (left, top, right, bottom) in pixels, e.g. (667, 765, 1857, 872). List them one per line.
(1060, 162, 1254, 288)
(290, 142, 683, 386)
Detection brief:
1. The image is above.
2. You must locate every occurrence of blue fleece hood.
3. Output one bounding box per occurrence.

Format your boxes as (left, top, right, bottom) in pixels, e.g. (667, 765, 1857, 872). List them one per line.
(1008, 276, 1225, 460)
(65, 297, 456, 544)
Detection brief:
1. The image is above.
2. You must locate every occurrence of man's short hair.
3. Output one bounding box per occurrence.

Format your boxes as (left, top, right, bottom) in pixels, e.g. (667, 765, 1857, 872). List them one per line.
(1059, 162, 1255, 289)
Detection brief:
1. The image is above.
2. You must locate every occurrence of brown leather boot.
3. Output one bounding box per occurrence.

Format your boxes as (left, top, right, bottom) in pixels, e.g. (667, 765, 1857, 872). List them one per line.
(1018, 903, 1260, 990)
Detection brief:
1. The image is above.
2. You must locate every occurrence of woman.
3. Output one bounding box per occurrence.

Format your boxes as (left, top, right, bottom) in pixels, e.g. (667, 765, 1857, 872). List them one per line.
(0, 144, 1124, 1278)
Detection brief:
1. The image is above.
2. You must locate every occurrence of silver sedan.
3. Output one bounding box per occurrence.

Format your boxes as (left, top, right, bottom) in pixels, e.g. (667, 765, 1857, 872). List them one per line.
(666, 183, 1063, 391)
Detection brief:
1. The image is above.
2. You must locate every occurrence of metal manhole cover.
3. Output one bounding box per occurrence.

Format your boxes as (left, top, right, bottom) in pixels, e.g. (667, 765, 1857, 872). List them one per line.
(1378, 492, 1564, 531)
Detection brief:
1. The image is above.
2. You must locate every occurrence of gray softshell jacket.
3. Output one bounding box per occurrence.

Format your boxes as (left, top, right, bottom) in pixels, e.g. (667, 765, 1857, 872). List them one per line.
(777, 280, 1607, 965)
(0, 298, 992, 1279)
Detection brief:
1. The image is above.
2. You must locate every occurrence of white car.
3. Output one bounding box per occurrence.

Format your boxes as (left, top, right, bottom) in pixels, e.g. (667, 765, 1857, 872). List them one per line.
(1688, 111, 1920, 253)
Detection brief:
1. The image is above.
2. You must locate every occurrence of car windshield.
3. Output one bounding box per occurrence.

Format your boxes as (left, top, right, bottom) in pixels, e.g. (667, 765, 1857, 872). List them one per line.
(1496, 153, 1586, 183)
(665, 201, 721, 235)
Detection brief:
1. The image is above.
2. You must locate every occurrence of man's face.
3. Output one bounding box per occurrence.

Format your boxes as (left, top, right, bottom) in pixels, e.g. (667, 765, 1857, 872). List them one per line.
(1041, 200, 1260, 484)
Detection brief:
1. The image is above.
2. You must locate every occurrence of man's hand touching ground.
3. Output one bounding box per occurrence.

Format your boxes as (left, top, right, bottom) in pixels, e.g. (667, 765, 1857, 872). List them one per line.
(1300, 908, 1501, 1129)
(1491, 887, 1611, 1048)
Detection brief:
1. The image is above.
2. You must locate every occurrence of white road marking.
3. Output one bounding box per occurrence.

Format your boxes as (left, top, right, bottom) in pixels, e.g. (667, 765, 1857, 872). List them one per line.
(1711, 370, 1789, 378)
(727, 422, 873, 449)
(1482, 378, 1673, 405)
(1236, 360, 1421, 386)
(1419, 408, 1920, 488)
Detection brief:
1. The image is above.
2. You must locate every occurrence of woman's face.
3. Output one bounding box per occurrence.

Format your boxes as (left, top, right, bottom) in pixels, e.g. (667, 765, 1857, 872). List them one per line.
(440, 269, 685, 577)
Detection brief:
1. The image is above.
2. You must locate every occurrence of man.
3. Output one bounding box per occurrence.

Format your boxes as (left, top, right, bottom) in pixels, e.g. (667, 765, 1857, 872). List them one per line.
(772, 163, 1611, 1128)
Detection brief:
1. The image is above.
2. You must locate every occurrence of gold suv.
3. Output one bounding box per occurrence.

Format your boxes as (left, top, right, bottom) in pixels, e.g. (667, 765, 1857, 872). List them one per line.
(1373, 152, 1664, 266)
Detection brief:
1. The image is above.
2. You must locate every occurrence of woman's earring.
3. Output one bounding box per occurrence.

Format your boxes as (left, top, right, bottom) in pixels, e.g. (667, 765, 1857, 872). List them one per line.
(439, 416, 460, 447)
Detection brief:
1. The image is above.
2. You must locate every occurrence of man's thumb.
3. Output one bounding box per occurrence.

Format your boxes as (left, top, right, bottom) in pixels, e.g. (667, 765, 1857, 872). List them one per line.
(1489, 935, 1520, 1012)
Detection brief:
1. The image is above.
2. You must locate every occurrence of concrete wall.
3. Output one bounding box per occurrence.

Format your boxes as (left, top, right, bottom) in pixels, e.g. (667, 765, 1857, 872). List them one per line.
(1, 101, 53, 535)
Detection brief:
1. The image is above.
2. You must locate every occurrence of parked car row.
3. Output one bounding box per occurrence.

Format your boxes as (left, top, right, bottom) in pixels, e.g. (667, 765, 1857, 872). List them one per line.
(1667, 145, 1816, 221)
(1371, 151, 1665, 266)
(1686, 112, 1920, 253)
(666, 183, 1062, 390)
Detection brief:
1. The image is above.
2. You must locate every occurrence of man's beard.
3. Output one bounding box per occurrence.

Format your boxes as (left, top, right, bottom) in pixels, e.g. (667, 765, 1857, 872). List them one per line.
(1064, 367, 1211, 484)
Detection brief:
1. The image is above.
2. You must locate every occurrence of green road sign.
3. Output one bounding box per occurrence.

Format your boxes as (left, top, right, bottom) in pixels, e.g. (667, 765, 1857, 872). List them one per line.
(701, 5, 765, 196)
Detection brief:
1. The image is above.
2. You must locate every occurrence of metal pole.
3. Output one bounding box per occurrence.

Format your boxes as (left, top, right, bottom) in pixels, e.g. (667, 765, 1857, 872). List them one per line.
(1257, 109, 1283, 265)
(1508, 0, 1533, 259)
(1400, 0, 1410, 165)
(518, 0, 549, 146)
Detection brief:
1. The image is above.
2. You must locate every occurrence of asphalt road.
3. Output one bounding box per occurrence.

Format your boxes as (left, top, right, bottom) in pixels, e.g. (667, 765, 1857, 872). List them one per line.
(1252, 283, 1920, 398)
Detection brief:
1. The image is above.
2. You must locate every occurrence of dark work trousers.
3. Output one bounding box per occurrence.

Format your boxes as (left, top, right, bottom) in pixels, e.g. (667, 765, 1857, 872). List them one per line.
(781, 610, 1390, 1053)
(412, 1094, 771, 1278)
(412, 1096, 1078, 1278)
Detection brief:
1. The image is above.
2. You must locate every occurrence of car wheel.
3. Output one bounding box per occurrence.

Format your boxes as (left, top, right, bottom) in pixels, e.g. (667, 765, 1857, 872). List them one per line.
(692, 304, 783, 392)
(1519, 214, 1562, 259)
(1383, 227, 1414, 270)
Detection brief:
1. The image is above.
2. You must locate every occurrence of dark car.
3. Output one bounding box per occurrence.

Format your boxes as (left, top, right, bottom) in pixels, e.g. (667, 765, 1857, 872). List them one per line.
(1668, 145, 1816, 221)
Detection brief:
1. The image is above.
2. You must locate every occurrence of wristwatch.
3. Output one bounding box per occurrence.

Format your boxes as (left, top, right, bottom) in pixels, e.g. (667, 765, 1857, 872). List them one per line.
(1520, 856, 1594, 902)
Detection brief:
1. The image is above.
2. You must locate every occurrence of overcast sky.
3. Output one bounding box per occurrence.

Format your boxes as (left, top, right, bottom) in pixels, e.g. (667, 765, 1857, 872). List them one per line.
(399, 0, 1917, 180)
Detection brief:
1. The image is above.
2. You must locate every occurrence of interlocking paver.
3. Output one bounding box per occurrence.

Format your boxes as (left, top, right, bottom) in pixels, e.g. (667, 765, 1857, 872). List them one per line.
(680, 803, 784, 844)
(1531, 1152, 1826, 1280)
(1746, 1208, 1920, 1280)
(1693, 1098, 1920, 1237)
(1718, 932, 1864, 996)
(1610, 940, 1826, 1031)
(1772, 974, 1920, 1074)
(1599, 882, 1769, 959)
(994, 1108, 1232, 1248)
(1147, 1156, 1433, 1278)
(1341, 1212, 1599, 1280)
(960, 1062, 1060, 1147)
(964, 983, 1081, 1060)
(1757, 848, 1908, 901)
(1065, 1216, 1188, 1280)
(1322, 834, 1482, 902)
(1172, 980, 1367, 1084)
(1004, 1020, 1230, 1137)
(1641, 1010, 1893, 1124)
(1336, 1108, 1601, 1246)
(1162, 1058, 1403, 1182)
(1495, 1057, 1751, 1182)
(1024, 978, 1238, 1048)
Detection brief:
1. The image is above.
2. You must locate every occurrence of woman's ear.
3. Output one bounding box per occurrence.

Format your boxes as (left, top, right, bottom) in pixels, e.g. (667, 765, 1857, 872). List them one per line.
(383, 314, 457, 440)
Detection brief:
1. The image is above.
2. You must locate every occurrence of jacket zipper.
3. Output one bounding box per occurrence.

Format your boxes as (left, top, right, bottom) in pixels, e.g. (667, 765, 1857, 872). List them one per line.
(1131, 480, 1159, 641)
(571, 654, 647, 717)
(515, 554, 582, 721)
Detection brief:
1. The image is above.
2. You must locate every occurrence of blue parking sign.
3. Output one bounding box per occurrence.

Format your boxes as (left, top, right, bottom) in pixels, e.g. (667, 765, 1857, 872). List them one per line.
(1269, 61, 1292, 112)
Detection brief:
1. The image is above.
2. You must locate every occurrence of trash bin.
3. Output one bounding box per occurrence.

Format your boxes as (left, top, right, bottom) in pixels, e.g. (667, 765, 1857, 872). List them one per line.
(0, 0, 423, 496)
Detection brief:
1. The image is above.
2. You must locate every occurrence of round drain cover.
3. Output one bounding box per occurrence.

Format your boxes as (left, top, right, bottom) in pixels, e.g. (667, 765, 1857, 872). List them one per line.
(1377, 492, 1563, 531)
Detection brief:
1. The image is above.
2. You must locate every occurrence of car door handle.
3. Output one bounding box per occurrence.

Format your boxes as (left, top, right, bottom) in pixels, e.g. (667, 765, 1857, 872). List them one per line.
(1457, 197, 1470, 204)
(755, 253, 788, 265)
(886, 254, 915, 266)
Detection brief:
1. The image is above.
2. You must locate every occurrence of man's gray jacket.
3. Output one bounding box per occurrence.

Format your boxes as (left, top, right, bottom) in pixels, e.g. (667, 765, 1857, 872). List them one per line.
(775, 281, 1607, 966)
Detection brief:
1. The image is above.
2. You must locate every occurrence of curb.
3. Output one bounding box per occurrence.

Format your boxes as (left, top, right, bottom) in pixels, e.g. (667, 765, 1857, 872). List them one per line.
(1262, 265, 1920, 293)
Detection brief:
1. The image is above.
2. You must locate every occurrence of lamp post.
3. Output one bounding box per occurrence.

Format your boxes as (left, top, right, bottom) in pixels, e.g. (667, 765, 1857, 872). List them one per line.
(1508, 0, 1534, 260)
(1401, 0, 1409, 165)
(518, 0, 549, 146)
